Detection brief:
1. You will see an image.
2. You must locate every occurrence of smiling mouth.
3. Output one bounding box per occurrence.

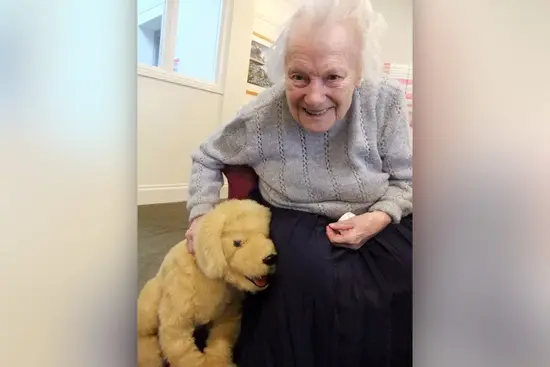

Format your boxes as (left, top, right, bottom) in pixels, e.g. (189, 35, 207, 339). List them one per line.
(246, 275, 269, 288)
(303, 107, 333, 116)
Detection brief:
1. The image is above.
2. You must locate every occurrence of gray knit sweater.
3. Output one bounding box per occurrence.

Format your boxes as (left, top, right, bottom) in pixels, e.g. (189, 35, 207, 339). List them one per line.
(187, 77, 412, 223)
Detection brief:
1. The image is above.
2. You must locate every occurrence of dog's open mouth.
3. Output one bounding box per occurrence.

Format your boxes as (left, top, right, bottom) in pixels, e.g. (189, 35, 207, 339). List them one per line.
(246, 275, 269, 288)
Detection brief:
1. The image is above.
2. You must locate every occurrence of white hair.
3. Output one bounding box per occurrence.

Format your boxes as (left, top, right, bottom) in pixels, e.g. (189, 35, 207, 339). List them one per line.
(265, 0, 387, 85)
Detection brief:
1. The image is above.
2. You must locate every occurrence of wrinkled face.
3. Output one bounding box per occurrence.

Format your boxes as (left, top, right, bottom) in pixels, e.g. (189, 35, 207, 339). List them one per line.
(284, 22, 362, 132)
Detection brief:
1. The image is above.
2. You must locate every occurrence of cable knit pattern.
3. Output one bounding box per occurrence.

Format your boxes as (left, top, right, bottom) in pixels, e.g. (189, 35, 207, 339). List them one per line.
(276, 100, 288, 198)
(187, 77, 412, 223)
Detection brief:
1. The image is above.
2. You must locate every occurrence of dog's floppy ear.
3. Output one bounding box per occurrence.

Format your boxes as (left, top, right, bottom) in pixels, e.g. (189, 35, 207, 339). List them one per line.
(194, 208, 228, 279)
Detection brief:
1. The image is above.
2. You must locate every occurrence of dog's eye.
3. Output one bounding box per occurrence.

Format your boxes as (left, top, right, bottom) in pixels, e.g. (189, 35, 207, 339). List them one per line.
(233, 240, 242, 247)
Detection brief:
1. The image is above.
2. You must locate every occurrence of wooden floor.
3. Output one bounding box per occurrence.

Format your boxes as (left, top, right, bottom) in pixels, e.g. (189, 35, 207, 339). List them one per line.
(138, 201, 189, 290)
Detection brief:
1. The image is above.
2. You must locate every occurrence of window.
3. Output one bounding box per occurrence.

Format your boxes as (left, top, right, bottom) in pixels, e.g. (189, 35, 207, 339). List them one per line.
(137, 1, 165, 67)
(137, 0, 226, 88)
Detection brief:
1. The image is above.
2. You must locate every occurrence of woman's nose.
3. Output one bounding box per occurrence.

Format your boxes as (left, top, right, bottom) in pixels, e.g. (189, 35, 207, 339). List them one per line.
(304, 80, 326, 106)
(263, 254, 278, 266)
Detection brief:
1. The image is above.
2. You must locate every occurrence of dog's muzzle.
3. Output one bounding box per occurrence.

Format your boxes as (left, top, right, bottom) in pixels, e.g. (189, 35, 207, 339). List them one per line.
(262, 254, 277, 266)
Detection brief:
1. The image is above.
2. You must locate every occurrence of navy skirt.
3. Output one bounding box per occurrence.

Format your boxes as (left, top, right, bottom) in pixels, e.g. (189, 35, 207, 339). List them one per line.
(232, 189, 413, 367)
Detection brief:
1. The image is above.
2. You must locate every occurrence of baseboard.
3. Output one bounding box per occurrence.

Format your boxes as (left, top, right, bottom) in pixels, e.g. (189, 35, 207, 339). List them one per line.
(138, 183, 228, 205)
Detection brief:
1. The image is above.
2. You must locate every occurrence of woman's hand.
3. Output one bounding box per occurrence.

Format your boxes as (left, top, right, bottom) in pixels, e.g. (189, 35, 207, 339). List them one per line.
(326, 211, 392, 249)
(185, 215, 204, 254)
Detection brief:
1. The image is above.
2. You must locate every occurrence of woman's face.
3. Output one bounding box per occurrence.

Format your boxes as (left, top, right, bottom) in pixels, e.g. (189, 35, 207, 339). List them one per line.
(284, 23, 362, 133)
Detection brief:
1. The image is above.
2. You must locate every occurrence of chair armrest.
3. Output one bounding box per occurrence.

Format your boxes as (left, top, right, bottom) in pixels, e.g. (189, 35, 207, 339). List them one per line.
(222, 165, 259, 199)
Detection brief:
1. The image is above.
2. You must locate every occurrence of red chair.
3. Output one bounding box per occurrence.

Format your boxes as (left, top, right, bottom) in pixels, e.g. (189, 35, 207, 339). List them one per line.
(222, 165, 259, 199)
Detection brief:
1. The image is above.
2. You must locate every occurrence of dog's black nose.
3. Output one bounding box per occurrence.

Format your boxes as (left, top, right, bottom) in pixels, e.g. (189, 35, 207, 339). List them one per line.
(262, 254, 277, 266)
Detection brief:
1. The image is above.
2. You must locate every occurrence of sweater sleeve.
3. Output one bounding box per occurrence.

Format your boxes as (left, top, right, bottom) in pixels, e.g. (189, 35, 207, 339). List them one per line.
(368, 86, 413, 223)
(186, 114, 252, 221)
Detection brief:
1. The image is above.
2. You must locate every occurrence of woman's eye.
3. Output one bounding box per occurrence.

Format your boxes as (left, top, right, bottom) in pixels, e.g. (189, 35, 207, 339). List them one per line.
(290, 74, 308, 87)
(233, 240, 242, 247)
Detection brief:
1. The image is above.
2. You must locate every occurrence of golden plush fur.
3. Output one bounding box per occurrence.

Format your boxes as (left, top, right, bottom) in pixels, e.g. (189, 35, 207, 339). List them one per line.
(137, 199, 277, 367)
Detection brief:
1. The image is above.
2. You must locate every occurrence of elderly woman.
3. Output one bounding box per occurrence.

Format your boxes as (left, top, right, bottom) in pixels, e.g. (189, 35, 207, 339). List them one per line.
(186, 0, 412, 366)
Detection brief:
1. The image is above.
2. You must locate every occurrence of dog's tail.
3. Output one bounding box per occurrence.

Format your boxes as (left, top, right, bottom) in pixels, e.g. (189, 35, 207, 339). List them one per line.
(137, 277, 163, 367)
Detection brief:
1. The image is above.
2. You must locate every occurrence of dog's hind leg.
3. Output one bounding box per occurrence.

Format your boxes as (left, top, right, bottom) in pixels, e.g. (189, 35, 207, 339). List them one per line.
(138, 278, 164, 367)
(138, 335, 165, 367)
(157, 280, 205, 367)
(202, 300, 242, 367)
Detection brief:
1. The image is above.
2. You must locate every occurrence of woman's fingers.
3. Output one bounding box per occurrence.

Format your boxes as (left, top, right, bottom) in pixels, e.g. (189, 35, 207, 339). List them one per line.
(185, 227, 196, 254)
(326, 225, 354, 244)
(325, 226, 341, 242)
(185, 215, 204, 254)
(185, 229, 195, 254)
(328, 221, 355, 231)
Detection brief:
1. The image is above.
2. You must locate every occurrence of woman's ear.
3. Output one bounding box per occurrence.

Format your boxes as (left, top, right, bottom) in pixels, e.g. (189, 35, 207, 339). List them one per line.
(194, 210, 228, 279)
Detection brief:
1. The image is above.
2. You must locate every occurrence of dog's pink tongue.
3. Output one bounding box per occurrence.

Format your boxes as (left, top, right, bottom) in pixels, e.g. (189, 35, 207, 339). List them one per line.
(253, 276, 268, 287)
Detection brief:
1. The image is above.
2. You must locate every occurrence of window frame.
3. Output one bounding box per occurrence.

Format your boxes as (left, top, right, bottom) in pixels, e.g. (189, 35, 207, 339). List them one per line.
(137, 0, 230, 95)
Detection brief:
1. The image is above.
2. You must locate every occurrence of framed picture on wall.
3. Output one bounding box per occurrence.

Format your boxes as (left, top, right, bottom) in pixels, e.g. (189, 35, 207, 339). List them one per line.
(246, 32, 274, 99)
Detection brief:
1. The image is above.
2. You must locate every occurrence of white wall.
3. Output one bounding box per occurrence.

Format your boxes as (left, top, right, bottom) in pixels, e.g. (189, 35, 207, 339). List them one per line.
(137, 0, 256, 205)
(137, 78, 224, 204)
(371, 0, 413, 65)
(253, 0, 296, 39)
